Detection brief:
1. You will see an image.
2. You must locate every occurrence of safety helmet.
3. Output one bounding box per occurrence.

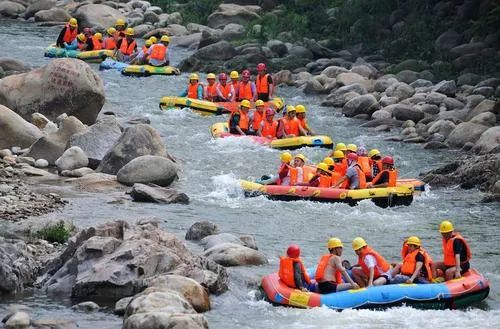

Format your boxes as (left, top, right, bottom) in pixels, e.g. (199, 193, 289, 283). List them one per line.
(407, 236, 421, 247)
(317, 162, 329, 172)
(352, 237, 367, 251)
(327, 238, 343, 249)
(335, 143, 347, 152)
(257, 62, 267, 71)
(280, 152, 292, 163)
(286, 105, 296, 113)
(115, 18, 126, 26)
(368, 149, 381, 158)
(145, 40, 152, 47)
(346, 144, 358, 152)
(272, 97, 284, 110)
(69, 18, 78, 27)
(125, 28, 134, 36)
(294, 154, 306, 163)
(107, 27, 116, 36)
(287, 244, 300, 258)
(94, 33, 102, 40)
(265, 108, 275, 117)
(207, 73, 216, 80)
(240, 99, 251, 109)
(189, 73, 199, 81)
(218, 73, 227, 80)
(323, 157, 334, 166)
(149, 36, 158, 44)
(347, 153, 358, 161)
(295, 105, 306, 113)
(439, 220, 454, 233)
(160, 35, 170, 43)
(242, 69, 251, 78)
(230, 71, 239, 79)
(333, 150, 345, 159)
(77, 33, 85, 42)
(255, 100, 265, 107)
(382, 156, 394, 165)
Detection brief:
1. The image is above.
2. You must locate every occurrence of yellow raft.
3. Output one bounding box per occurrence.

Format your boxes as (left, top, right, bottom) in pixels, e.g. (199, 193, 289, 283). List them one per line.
(159, 96, 231, 115)
(122, 65, 180, 77)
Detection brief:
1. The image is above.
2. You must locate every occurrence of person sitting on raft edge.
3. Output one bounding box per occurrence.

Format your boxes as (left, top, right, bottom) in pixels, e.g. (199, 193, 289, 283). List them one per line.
(279, 244, 315, 292)
(228, 100, 251, 135)
(179, 73, 204, 100)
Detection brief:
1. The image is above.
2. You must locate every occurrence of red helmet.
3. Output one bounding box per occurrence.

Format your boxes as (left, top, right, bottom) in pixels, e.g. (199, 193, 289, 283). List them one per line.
(218, 73, 227, 80)
(265, 108, 275, 117)
(257, 63, 266, 71)
(347, 153, 358, 161)
(287, 244, 300, 258)
(382, 156, 394, 165)
(242, 69, 250, 78)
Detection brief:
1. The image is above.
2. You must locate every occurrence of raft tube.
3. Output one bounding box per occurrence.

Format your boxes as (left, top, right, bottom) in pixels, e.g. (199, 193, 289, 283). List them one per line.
(210, 122, 333, 150)
(44, 45, 113, 63)
(240, 180, 414, 207)
(99, 57, 128, 71)
(121, 64, 180, 77)
(261, 268, 489, 310)
(159, 97, 280, 115)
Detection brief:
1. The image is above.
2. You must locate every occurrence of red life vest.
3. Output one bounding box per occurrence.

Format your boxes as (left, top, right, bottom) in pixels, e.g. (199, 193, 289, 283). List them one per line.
(216, 82, 232, 99)
(279, 256, 311, 288)
(261, 120, 278, 138)
(315, 254, 343, 283)
(372, 169, 397, 187)
(150, 44, 167, 60)
(238, 82, 253, 101)
(103, 37, 117, 50)
(358, 246, 391, 278)
(91, 37, 102, 50)
(282, 117, 300, 136)
(119, 38, 136, 55)
(63, 24, 78, 44)
(187, 82, 202, 99)
(205, 83, 217, 101)
(256, 73, 270, 94)
(252, 110, 264, 131)
(442, 233, 471, 266)
(401, 248, 433, 281)
(228, 110, 249, 131)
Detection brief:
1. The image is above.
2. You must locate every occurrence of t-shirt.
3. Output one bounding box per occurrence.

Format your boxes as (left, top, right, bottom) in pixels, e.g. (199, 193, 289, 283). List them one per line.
(364, 255, 392, 278)
(346, 165, 359, 189)
(415, 252, 429, 278)
(453, 238, 468, 263)
(373, 171, 389, 185)
(229, 112, 241, 130)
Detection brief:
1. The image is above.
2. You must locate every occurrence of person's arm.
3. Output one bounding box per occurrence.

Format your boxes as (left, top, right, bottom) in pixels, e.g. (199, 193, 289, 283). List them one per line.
(333, 257, 359, 288)
(365, 255, 376, 287)
(216, 85, 228, 101)
(368, 171, 388, 188)
(298, 175, 318, 187)
(197, 85, 204, 100)
(56, 27, 66, 47)
(268, 75, 274, 98)
(453, 239, 464, 278)
(179, 88, 188, 97)
(257, 121, 264, 137)
(293, 262, 307, 291)
(298, 123, 308, 136)
(86, 39, 94, 51)
(333, 174, 348, 188)
(251, 82, 257, 102)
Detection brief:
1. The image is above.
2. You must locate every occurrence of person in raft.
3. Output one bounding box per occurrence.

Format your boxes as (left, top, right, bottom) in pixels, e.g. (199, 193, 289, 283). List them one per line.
(431, 220, 472, 281)
(237, 70, 257, 102)
(115, 28, 137, 62)
(214, 73, 235, 102)
(279, 244, 314, 292)
(56, 18, 79, 48)
(391, 236, 433, 284)
(248, 100, 266, 135)
(228, 100, 251, 135)
(295, 105, 315, 136)
(179, 73, 204, 100)
(332, 153, 367, 189)
(278, 106, 308, 138)
(351, 237, 393, 287)
(276, 152, 292, 185)
(113, 18, 127, 39)
(315, 238, 359, 293)
(147, 35, 170, 67)
(302, 162, 332, 187)
(255, 62, 274, 101)
(367, 156, 397, 188)
(257, 108, 278, 139)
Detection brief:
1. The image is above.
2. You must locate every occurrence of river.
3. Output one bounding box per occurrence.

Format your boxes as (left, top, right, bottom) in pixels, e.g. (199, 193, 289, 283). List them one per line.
(0, 19, 499, 329)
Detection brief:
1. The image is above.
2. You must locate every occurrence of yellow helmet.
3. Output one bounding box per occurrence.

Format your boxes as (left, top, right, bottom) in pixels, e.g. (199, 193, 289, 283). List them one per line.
(335, 143, 347, 152)
(125, 28, 134, 36)
(407, 236, 421, 247)
(107, 27, 116, 36)
(207, 73, 216, 80)
(77, 33, 85, 42)
(255, 100, 265, 107)
(160, 35, 170, 43)
(333, 150, 345, 159)
(280, 152, 292, 163)
(94, 32, 102, 40)
(317, 162, 329, 172)
(189, 73, 199, 81)
(240, 99, 251, 108)
(346, 144, 358, 152)
(230, 71, 239, 79)
(294, 154, 306, 162)
(439, 220, 454, 233)
(149, 36, 158, 44)
(272, 97, 284, 110)
(69, 18, 78, 27)
(368, 149, 381, 158)
(145, 40, 152, 47)
(115, 18, 126, 26)
(323, 157, 334, 166)
(352, 237, 367, 251)
(286, 105, 296, 113)
(295, 105, 306, 113)
(327, 238, 343, 249)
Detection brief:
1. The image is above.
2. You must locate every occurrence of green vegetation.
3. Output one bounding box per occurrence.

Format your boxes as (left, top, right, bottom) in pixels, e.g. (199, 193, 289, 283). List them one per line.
(151, 0, 222, 25)
(36, 221, 71, 244)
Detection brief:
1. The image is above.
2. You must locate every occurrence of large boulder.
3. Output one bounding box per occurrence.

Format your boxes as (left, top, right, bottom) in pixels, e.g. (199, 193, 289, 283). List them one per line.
(0, 58, 30, 75)
(385, 82, 415, 101)
(4, 311, 30, 329)
(129, 183, 189, 204)
(434, 29, 463, 50)
(34, 8, 71, 22)
(428, 119, 456, 138)
(321, 65, 349, 78)
(342, 94, 379, 117)
(97, 124, 169, 175)
(336, 72, 365, 87)
(0, 1, 25, 18)
(200, 233, 244, 250)
(392, 105, 424, 122)
(470, 112, 496, 127)
(207, 4, 261, 29)
(0, 238, 38, 294)
(124, 291, 195, 318)
(0, 105, 42, 149)
(0, 59, 104, 125)
(185, 222, 219, 241)
(465, 99, 498, 121)
(195, 41, 236, 61)
(203, 243, 267, 267)
(117, 155, 178, 187)
(55, 146, 89, 172)
(74, 4, 124, 30)
(472, 127, 500, 154)
(446, 122, 490, 148)
(123, 312, 208, 329)
(222, 23, 246, 41)
(431, 80, 457, 96)
(24, 0, 56, 18)
(69, 116, 122, 169)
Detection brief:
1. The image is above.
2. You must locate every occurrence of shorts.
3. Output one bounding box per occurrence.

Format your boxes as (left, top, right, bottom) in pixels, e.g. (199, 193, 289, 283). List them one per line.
(446, 261, 470, 274)
(318, 281, 337, 294)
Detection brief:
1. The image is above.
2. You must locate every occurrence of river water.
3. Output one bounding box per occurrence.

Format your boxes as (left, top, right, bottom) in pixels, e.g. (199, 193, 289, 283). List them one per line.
(1, 19, 499, 328)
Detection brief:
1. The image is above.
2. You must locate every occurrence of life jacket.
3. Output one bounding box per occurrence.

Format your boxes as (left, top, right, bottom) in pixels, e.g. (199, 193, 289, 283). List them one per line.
(230, 81, 239, 99)
(119, 38, 136, 55)
(279, 256, 311, 288)
(103, 37, 117, 50)
(401, 249, 433, 281)
(354, 164, 367, 189)
(252, 110, 264, 131)
(333, 159, 347, 176)
(289, 167, 304, 185)
(372, 169, 397, 187)
(371, 159, 383, 177)
(91, 37, 102, 50)
(302, 166, 316, 182)
(315, 254, 343, 283)
(216, 82, 232, 100)
(358, 156, 372, 178)
(318, 174, 332, 188)
(442, 233, 471, 266)
(358, 246, 391, 278)
(298, 117, 309, 131)
(63, 24, 78, 44)
(282, 117, 300, 136)
(256, 73, 270, 94)
(77, 39, 86, 51)
(261, 120, 278, 138)
(330, 171, 343, 187)
(150, 44, 167, 61)
(228, 110, 249, 131)
(277, 163, 290, 185)
(238, 82, 253, 101)
(205, 83, 217, 101)
(187, 82, 202, 99)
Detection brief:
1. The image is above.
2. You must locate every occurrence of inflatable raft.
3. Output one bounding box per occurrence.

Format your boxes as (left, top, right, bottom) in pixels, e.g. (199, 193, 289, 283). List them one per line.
(210, 122, 333, 150)
(99, 59, 180, 76)
(44, 45, 113, 63)
(159, 97, 282, 115)
(262, 268, 489, 310)
(240, 180, 414, 207)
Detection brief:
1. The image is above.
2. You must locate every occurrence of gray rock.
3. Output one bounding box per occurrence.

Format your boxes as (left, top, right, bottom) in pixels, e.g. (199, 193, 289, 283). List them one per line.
(239, 235, 258, 250)
(457, 73, 482, 86)
(0, 58, 29, 75)
(123, 313, 208, 329)
(143, 11, 159, 24)
(415, 103, 440, 115)
(379, 96, 399, 107)
(31, 319, 77, 329)
(322, 91, 360, 108)
(386, 82, 415, 101)
(0, 105, 43, 149)
(200, 233, 243, 250)
(300, 79, 324, 94)
(342, 94, 379, 117)
(450, 42, 486, 57)
(60, 167, 94, 178)
(117, 155, 178, 187)
(74, 4, 124, 30)
(185, 222, 219, 241)
(424, 141, 449, 149)
(207, 4, 261, 29)
(55, 147, 88, 172)
(396, 70, 420, 84)
(371, 110, 392, 120)
(336, 72, 366, 87)
(124, 291, 194, 319)
(425, 92, 447, 105)
(321, 65, 349, 78)
(288, 45, 314, 59)
(4, 311, 30, 329)
(432, 80, 457, 96)
(34, 8, 71, 22)
(475, 78, 500, 89)
(404, 136, 426, 143)
(443, 97, 465, 110)
(266, 40, 287, 57)
(222, 23, 246, 41)
(447, 122, 489, 147)
(374, 77, 399, 92)
(203, 243, 268, 267)
(391, 104, 424, 122)
(428, 120, 457, 138)
(72, 301, 99, 313)
(470, 112, 496, 127)
(0, 1, 25, 18)
(466, 99, 498, 121)
(410, 79, 433, 88)
(24, 0, 56, 18)
(195, 41, 236, 60)
(472, 86, 495, 97)
(472, 127, 500, 154)
(114, 297, 133, 316)
(273, 70, 293, 86)
(435, 29, 463, 50)
(130, 183, 189, 204)
(402, 120, 416, 128)
(0, 239, 38, 294)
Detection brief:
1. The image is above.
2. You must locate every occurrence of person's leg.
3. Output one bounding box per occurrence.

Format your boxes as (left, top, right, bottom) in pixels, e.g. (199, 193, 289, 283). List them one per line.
(373, 275, 389, 286)
(352, 267, 368, 287)
(391, 263, 402, 276)
(317, 281, 336, 294)
(445, 266, 457, 281)
(391, 274, 411, 284)
(336, 283, 355, 292)
(431, 261, 446, 278)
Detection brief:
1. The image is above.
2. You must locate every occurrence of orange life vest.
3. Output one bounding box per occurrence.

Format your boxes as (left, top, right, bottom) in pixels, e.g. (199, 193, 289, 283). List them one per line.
(150, 44, 167, 60)
(238, 82, 253, 101)
(205, 83, 217, 101)
(279, 256, 311, 288)
(442, 233, 471, 266)
(119, 38, 136, 55)
(318, 174, 332, 188)
(187, 82, 202, 99)
(103, 37, 117, 50)
(302, 166, 316, 182)
(354, 165, 367, 189)
(358, 156, 372, 178)
(282, 117, 300, 136)
(77, 39, 86, 51)
(298, 117, 309, 130)
(334, 159, 347, 176)
(401, 248, 433, 281)
(372, 169, 397, 187)
(63, 24, 78, 44)
(330, 171, 343, 187)
(358, 246, 391, 278)
(228, 110, 249, 131)
(252, 110, 264, 131)
(261, 120, 278, 138)
(91, 37, 102, 50)
(216, 82, 232, 99)
(315, 254, 343, 283)
(230, 81, 239, 98)
(256, 73, 270, 94)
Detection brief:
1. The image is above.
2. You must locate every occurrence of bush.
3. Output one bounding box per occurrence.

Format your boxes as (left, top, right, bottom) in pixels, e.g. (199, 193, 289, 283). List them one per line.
(151, 0, 223, 25)
(36, 221, 71, 244)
